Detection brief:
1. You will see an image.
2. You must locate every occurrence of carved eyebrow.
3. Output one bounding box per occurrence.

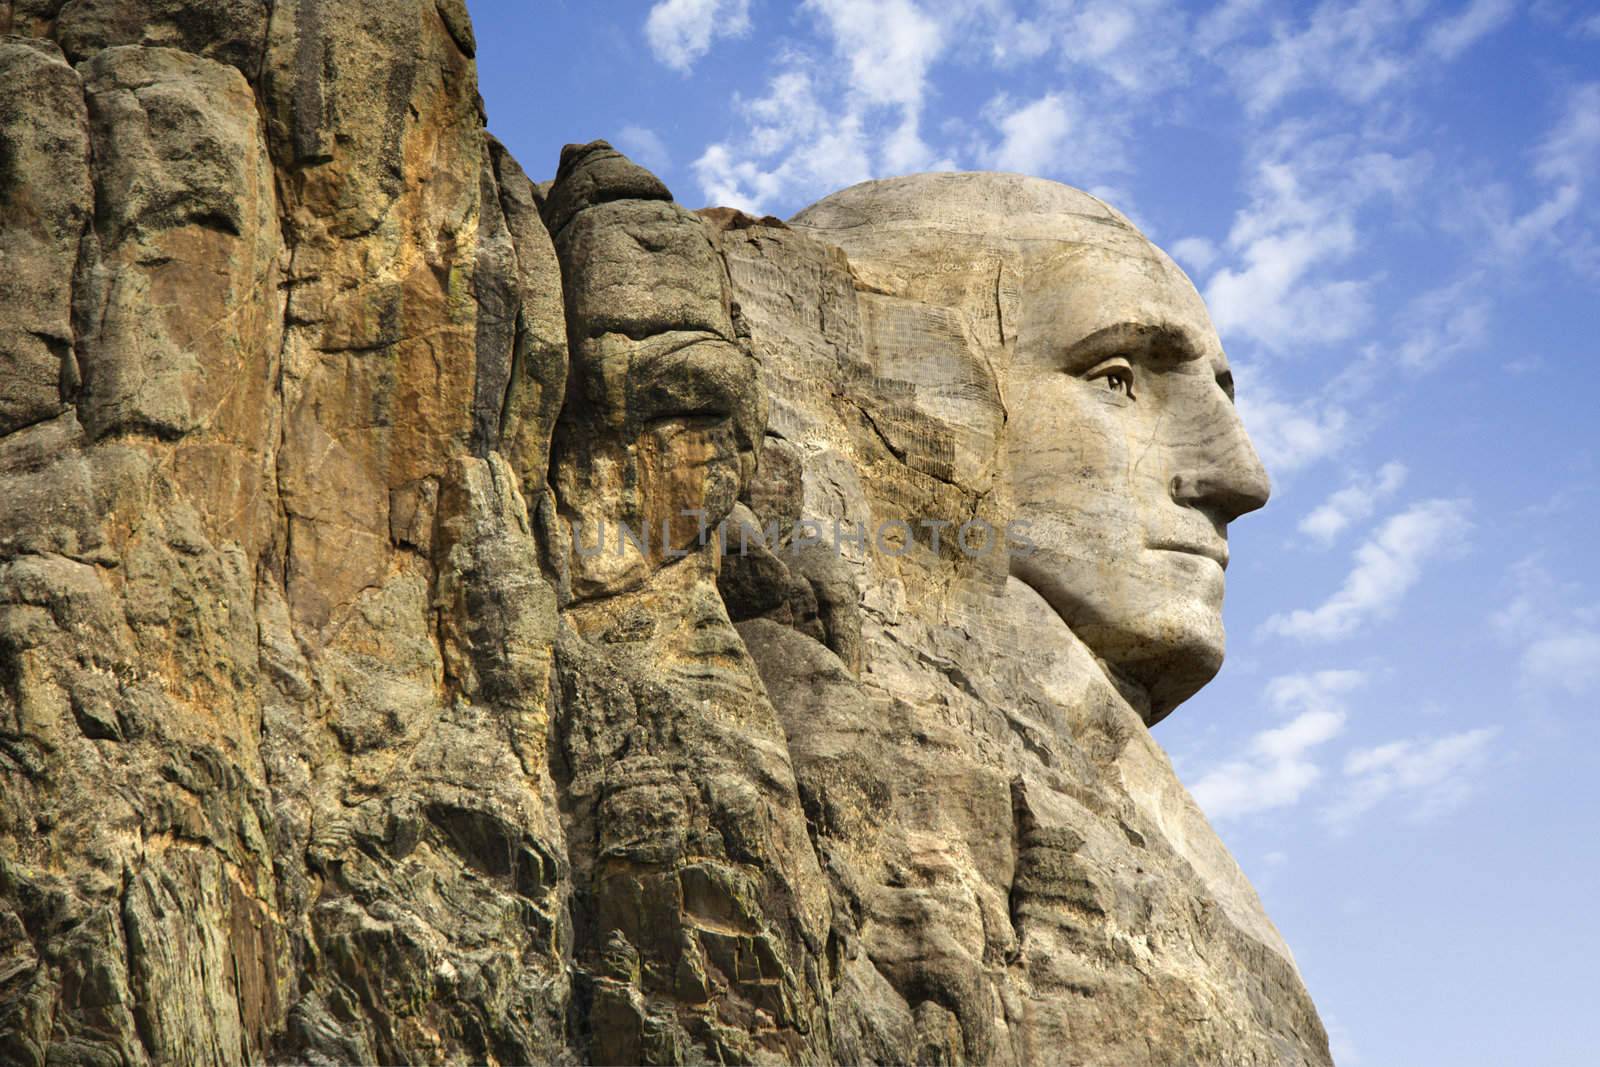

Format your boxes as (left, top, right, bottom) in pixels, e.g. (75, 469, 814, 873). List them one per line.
(1060, 322, 1204, 369)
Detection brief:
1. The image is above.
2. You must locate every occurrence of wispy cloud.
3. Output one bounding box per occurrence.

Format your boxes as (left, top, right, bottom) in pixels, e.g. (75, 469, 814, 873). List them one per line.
(1189, 670, 1364, 821)
(807, 0, 943, 110)
(1324, 728, 1498, 828)
(1207, 0, 1511, 116)
(950, 0, 1191, 93)
(1325, 1015, 1363, 1066)
(977, 91, 1125, 180)
(1203, 135, 1429, 354)
(691, 0, 955, 213)
(1170, 236, 1219, 274)
(617, 125, 672, 174)
(1233, 371, 1350, 476)
(1299, 462, 1408, 545)
(1212, 0, 1419, 116)
(1205, 157, 1365, 351)
(1391, 273, 1492, 371)
(1265, 498, 1471, 641)
(807, 0, 945, 171)
(1474, 82, 1600, 258)
(1521, 631, 1600, 694)
(1424, 0, 1516, 60)
(1495, 558, 1600, 695)
(1054, 0, 1191, 94)
(693, 68, 873, 213)
(645, 0, 752, 73)
(1189, 667, 1497, 829)
(982, 92, 1073, 174)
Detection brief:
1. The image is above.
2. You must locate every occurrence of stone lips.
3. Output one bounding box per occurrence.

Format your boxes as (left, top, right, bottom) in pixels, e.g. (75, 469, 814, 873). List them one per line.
(0, 5, 1329, 1066)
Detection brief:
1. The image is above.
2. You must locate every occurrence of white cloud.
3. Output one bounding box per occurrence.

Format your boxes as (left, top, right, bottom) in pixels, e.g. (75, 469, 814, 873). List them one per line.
(1325, 728, 1498, 828)
(691, 1, 957, 214)
(949, 0, 1189, 93)
(1205, 140, 1425, 355)
(1217, 0, 1419, 115)
(1496, 558, 1600, 695)
(1189, 711, 1345, 820)
(1425, 0, 1516, 60)
(1063, 2, 1139, 65)
(1391, 273, 1492, 371)
(1477, 82, 1600, 257)
(645, 0, 752, 73)
(968, 4, 1053, 65)
(616, 125, 671, 174)
(693, 68, 876, 213)
(1483, 182, 1583, 257)
(1189, 670, 1363, 820)
(1325, 1015, 1363, 1066)
(972, 88, 1131, 185)
(805, 0, 946, 172)
(1265, 499, 1471, 641)
(1055, 0, 1190, 93)
(1535, 81, 1600, 187)
(1205, 157, 1368, 352)
(1194, 0, 1268, 53)
(1299, 462, 1408, 545)
(1170, 236, 1218, 274)
(1263, 668, 1369, 714)
(1521, 631, 1600, 694)
(982, 93, 1073, 175)
(806, 0, 943, 110)
(1233, 374, 1350, 476)
(1191, 668, 1496, 828)
(1491, 557, 1559, 640)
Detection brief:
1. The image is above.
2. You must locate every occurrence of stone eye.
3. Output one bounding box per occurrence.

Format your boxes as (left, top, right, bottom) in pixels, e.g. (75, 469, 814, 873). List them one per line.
(1085, 357, 1136, 400)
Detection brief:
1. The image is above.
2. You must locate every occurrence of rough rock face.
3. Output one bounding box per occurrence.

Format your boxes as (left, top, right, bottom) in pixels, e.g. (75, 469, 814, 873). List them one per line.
(0, 5, 1330, 1066)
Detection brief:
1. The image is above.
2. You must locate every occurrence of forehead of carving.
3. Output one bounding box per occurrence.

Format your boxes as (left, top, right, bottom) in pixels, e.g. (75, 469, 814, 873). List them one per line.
(795, 172, 1216, 366)
(792, 172, 1142, 281)
(793, 171, 1168, 319)
(794, 171, 1136, 238)
(1017, 244, 1218, 367)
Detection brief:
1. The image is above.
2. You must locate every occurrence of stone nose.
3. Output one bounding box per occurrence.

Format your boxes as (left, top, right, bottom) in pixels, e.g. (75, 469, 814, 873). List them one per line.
(1169, 404, 1272, 525)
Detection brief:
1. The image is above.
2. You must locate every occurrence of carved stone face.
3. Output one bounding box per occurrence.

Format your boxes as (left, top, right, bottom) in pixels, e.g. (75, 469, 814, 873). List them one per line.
(542, 143, 763, 599)
(1006, 239, 1270, 722)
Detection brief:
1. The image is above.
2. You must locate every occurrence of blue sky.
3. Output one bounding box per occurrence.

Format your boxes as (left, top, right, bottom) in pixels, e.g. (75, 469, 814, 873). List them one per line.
(468, 2, 1599, 1062)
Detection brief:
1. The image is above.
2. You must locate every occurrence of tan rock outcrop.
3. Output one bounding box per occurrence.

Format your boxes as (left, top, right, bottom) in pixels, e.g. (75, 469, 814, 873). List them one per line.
(0, 5, 1331, 1065)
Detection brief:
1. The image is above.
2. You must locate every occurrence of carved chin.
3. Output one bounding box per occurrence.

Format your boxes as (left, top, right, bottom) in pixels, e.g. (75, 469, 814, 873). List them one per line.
(1013, 554, 1226, 725)
(1110, 624, 1226, 725)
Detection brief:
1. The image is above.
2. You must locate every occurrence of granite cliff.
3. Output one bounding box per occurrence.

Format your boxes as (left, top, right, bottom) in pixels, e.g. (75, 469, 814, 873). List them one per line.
(0, 3, 1331, 1064)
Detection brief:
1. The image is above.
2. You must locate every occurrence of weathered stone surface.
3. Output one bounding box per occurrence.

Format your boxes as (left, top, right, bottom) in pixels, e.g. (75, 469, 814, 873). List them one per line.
(0, 2, 68, 38)
(545, 140, 763, 602)
(53, 0, 270, 72)
(0, 5, 1330, 1065)
(0, 38, 90, 438)
(0, 6, 573, 1064)
(75, 45, 281, 456)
